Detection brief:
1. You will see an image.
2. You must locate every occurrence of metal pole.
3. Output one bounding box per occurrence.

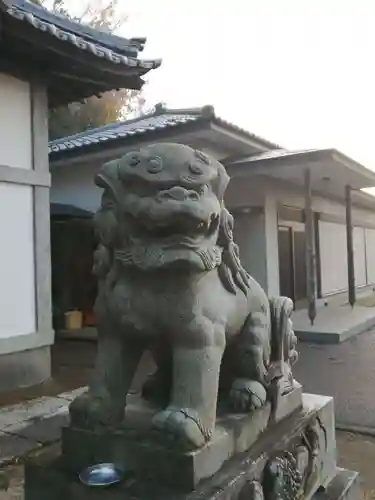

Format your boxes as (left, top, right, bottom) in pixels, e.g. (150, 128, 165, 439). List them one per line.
(304, 167, 316, 325)
(345, 185, 356, 307)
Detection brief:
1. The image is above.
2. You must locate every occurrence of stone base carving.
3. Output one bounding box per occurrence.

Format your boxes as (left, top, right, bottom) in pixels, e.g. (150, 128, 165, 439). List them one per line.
(60, 383, 301, 491)
(23, 393, 355, 500)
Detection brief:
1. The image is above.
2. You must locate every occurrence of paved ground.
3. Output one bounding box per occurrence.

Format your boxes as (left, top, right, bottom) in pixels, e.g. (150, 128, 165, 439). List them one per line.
(0, 340, 94, 408)
(294, 326, 375, 430)
(293, 303, 375, 343)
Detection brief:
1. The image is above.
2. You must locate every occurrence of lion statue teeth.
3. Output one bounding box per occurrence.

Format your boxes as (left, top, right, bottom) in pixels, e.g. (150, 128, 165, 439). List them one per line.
(69, 142, 298, 451)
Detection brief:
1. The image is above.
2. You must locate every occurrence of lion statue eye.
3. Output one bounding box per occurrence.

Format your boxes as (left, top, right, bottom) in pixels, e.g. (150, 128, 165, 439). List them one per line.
(147, 156, 163, 173)
(188, 162, 204, 175)
(128, 154, 140, 167)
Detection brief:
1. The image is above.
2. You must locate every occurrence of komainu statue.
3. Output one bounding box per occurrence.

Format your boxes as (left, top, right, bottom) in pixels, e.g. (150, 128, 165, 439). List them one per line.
(70, 143, 298, 451)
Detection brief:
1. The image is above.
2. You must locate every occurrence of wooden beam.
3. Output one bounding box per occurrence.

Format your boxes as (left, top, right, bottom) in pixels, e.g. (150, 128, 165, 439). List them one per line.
(304, 167, 317, 325)
(345, 184, 356, 307)
(314, 212, 322, 299)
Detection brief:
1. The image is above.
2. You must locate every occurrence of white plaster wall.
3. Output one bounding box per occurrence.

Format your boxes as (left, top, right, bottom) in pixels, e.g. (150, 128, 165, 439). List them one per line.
(233, 196, 279, 296)
(317, 221, 367, 294)
(225, 176, 266, 207)
(51, 162, 101, 213)
(264, 176, 375, 226)
(0, 183, 36, 338)
(365, 228, 375, 284)
(353, 226, 367, 287)
(266, 177, 375, 295)
(234, 211, 268, 291)
(319, 221, 347, 295)
(0, 73, 32, 170)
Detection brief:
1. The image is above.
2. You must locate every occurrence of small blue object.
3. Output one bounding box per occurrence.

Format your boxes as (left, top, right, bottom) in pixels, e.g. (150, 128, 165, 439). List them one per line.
(79, 463, 124, 487)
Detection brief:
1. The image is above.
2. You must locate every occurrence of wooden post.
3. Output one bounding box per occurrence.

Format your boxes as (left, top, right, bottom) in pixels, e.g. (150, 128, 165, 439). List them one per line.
(304, 167, 316, 325)
(345, 185, 356, 307)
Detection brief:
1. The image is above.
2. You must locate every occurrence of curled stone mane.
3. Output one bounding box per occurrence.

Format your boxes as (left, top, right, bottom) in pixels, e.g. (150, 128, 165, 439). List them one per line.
(217, 207, 251, 295)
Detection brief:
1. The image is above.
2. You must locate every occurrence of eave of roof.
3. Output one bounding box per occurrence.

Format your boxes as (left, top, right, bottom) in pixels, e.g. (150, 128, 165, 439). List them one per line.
(0, 0, 13, 11)
(7, 1, 161, 71)
(1, 0, 161, 106)
(226, 147, 375, 189)
(48, 103, 280, 157)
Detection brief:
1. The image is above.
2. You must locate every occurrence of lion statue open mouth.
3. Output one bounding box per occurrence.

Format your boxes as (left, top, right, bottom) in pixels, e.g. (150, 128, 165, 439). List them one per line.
(70, 143, 298, 451)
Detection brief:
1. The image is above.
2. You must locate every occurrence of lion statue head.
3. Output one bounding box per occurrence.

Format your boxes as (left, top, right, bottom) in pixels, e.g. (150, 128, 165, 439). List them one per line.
(93, 143, 250, 294)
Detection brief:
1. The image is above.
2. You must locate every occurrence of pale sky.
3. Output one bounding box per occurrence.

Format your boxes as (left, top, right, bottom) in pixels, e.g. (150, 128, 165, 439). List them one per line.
(68, 0, 375, 172)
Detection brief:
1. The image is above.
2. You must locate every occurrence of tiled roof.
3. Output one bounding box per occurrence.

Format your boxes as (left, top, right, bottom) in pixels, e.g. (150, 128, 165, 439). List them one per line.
(49, 104, 280, 155)
(6, 0, 161, 71)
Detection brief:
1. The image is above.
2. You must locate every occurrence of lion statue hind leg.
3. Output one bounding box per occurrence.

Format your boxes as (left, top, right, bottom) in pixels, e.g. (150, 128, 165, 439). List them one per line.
(227, 311, 271, 413)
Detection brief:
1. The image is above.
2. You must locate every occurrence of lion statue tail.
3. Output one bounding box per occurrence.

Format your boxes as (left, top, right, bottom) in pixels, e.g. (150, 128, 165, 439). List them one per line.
(268, 296, 298, 394)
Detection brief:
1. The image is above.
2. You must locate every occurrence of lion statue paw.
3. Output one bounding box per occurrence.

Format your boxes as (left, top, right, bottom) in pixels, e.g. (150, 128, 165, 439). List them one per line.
(151, 407, 210, 451)
(69, 390, 124, 430)
(229, 379, 267, 413)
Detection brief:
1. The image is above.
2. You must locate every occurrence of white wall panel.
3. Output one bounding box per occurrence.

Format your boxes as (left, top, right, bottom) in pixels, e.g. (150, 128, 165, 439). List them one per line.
(0, 183, 36, 337)
(319, 221, 347, 294)
(365, 228, 375, 284)
(353, 226, 366, 287)
(0, 73, 32, 169)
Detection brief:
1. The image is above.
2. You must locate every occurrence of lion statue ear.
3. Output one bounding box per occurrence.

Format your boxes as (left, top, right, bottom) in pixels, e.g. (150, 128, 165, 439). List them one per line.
(217, 206, 251, 296)
(213, 162, 230, 202)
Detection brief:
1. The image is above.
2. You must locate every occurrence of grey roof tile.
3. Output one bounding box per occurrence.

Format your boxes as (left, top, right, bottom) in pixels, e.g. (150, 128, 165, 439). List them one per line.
(7, 0, 161, 71)
(49, 105, 280, 155)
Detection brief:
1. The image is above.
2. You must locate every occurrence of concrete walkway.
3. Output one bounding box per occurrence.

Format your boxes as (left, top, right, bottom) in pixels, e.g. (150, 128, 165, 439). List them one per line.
(0, 387, 86, 467)
(293, 304, 375, 343)
(294, 325, 375, 430)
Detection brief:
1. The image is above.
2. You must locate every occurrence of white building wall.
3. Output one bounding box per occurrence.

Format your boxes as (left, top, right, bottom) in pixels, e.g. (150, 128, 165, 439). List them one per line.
(0, 74, 36, 339)
(266, 176, 375, 296)
(365, 229, 375, 284)
(51, 162, 101, 213)
(0, 184, 36, 337)
(0, 73, 32, 170)
(319, 221, 348, 295)
(232, 196, 279, 296)
(353, 226, 367, 287)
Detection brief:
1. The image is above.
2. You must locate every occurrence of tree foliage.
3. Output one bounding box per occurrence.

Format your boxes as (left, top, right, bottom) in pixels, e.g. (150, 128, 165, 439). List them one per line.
(30, 0, 145, 140)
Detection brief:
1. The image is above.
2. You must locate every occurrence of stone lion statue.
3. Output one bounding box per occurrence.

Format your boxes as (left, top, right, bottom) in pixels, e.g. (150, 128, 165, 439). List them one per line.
(70, 143, 298, 451)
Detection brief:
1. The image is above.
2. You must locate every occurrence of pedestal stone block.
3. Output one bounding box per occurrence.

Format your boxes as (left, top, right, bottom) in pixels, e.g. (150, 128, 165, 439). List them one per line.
(24, 394, 342, 500)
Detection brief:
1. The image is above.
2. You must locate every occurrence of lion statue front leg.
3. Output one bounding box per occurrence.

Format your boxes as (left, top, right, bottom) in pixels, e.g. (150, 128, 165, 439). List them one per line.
(69, 325, 145, 430)
(151, 321, 226, 451)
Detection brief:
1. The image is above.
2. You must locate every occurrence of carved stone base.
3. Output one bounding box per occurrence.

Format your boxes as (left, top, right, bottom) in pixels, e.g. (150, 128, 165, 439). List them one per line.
(59, 385, 302, 491)
(313, 468, 363, 500)
(23, 393, 346, 499)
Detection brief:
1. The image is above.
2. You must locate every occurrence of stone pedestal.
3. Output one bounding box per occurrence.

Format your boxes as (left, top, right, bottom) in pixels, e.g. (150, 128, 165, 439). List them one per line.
(23, 393, 361, 500)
